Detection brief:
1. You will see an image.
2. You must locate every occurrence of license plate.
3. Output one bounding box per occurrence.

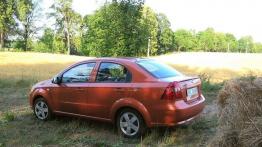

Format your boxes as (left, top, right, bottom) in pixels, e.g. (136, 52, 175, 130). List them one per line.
(187, 87, 198, 100)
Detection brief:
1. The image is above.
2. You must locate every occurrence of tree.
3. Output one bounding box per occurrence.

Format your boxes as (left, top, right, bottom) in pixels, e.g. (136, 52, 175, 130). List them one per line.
(16, 0, 42, 51)
(0, 0, 16, 49)
(156, 13, 174, 54)
(139, 6, 158, 56)
(225, 33, 238, 52)
(83, 0, 144, 57)
(253, 42, 262, 53)
(80, 15, 90, 55)
(238, 36, 253, 53)
(214, 32, 227, 52)
(174, 29, 195, 52)
(197, 28, 216, 52)
(40, 28, 55, 52)
(50, 0, 82, 54)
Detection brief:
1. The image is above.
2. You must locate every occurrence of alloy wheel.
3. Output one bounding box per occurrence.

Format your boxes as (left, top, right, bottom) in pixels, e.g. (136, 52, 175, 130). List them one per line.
(119, 112, 140, 136)
(34, 100, 49, 120)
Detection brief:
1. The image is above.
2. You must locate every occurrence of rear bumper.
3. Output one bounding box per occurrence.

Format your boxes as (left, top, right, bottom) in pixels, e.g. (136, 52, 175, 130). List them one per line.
(150, 94, 205, 127)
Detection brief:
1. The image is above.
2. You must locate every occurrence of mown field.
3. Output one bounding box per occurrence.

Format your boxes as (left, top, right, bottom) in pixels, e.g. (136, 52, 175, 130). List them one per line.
(0, 52, 261, 147)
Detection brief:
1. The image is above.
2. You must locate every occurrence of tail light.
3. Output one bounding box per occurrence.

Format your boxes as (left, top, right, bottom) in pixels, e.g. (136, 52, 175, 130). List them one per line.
(161, 82, 183, 100)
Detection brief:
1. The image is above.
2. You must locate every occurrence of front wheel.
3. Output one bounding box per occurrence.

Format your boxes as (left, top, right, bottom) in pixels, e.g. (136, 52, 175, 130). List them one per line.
(33, 98, 52, 121)
(117, 108, 146, 138)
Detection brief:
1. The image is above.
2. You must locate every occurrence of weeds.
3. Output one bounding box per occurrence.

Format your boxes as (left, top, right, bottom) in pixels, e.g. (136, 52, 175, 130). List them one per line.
(2, 112, 15, 122)
(199, 73, 223, 92)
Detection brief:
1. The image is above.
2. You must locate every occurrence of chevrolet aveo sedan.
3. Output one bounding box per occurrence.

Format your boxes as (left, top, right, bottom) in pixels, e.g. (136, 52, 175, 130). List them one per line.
(29, 58, 205, 138)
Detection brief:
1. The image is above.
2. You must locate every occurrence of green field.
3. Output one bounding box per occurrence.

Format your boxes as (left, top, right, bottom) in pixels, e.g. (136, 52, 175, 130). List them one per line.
(1, 52, 261, 146)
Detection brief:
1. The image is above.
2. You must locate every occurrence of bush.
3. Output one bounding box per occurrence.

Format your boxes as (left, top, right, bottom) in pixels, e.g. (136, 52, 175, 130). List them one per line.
(210, 77, 262, 147)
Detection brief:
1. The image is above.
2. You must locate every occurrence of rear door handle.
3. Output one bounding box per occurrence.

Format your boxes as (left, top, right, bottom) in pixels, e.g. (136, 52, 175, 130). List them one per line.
(114, 87, 125, 92)
(76, 87, 85, 91)
(130, 88, 139, 92)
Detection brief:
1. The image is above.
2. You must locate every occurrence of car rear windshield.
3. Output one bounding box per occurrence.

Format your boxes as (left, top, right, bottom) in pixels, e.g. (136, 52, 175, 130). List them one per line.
(137, 60, 183, 78)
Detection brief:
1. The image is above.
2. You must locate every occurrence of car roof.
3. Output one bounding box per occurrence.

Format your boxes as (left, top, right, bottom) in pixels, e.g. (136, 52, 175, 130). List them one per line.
(83, 57, 149, 63)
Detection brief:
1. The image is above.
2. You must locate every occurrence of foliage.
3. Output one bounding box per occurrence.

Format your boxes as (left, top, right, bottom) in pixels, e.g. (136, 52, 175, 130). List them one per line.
(197, 28, 216, 51)
(15, 0, 42, 51)
(81, 2, 178, 57)
(238, 36, 254, 53)
(83, 0, 144, 57)
(174, 29, 195, 52)
(253, 42, 262, 53)
(156, 13, 174, 54)
(50, 0, 82, 54)
(1, 0, 262, 55)
(0, 0, 17, 49)
(33, 28, 55, 53)
(139, 6, 158, 56)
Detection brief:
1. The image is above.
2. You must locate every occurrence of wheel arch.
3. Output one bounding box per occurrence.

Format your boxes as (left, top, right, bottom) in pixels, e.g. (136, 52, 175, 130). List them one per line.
(110, 98, 152, 127)
(31, 88, 53, 110)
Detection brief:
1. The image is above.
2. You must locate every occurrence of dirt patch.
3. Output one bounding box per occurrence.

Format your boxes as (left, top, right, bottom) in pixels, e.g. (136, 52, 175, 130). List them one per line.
(201, 100, 218, 119)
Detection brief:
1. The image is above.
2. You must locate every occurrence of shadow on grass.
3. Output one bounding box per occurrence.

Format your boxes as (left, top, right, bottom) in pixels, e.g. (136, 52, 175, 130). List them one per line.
(140, 115, 218, 146)
(0, 110, 137, 147)
(0, 107, 218, 147)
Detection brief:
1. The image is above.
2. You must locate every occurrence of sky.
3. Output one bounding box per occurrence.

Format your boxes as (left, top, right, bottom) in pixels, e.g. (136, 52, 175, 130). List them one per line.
(43, 0, 262, 42)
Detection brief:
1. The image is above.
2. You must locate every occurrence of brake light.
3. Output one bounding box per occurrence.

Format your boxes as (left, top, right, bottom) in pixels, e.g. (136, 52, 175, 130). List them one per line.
(162, 82, 183, 100)
(174, 82, 183, 98)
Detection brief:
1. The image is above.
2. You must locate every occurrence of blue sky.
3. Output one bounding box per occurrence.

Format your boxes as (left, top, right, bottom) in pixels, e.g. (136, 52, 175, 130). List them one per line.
(42, 0, 262, 42)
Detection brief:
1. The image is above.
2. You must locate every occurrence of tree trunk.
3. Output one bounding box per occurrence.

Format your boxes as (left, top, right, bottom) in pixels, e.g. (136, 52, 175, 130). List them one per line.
(64, 15, 70, 55)
(0, 32, 4, 49)
(23, 24, 29, 51)
(66, 28, 70, 55)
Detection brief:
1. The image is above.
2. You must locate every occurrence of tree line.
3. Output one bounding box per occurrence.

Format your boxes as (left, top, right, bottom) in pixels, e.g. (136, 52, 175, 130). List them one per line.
(1, 0, 262, 57)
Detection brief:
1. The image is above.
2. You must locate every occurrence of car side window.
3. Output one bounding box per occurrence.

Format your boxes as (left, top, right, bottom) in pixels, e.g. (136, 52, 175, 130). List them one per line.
(96, 62, 131, 83)
(62, 63, 96, 83)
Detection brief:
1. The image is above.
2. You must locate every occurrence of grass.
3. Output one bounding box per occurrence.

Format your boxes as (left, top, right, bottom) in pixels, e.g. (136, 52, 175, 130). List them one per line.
(1, 112, 15, 122)
(155, 52, 262, 82)
(1, 51, 261, 146)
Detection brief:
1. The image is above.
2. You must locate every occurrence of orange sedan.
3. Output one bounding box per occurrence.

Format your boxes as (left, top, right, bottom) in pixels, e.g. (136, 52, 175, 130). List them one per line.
(29, 58, 205, 138)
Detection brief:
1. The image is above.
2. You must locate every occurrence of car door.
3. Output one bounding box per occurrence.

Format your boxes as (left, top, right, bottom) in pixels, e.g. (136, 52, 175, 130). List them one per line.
(86, 62, 132, 119)
(51, 62, 96, 115)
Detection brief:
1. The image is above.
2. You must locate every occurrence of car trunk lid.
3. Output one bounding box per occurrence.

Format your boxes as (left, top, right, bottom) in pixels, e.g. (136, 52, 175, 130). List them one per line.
(160, 76, 202, 101)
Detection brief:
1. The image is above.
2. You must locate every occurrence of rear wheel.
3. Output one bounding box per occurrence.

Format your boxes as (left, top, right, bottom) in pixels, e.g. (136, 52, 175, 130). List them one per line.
(33, 98, 52, 121)
(117, 108, 146, 138)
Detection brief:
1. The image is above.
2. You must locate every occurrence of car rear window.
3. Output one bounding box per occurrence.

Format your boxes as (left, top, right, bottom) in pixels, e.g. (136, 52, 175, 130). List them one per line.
(137, 60, 183, 78)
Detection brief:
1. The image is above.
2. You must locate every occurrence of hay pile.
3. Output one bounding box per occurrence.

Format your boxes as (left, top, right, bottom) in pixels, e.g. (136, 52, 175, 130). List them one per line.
(210, 77, 262, 147)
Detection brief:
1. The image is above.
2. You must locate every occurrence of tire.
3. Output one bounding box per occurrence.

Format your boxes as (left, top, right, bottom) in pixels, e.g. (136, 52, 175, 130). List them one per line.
(117, 108, 146, 138)
(33, 97, 52, 121)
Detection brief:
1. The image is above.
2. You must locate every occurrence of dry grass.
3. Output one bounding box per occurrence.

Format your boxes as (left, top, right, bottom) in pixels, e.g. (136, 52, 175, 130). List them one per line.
(155, 52, 262, 82)
(1, 51, 261, 146)
(210, 77, 262, 147)
(0, 52, 89, 81)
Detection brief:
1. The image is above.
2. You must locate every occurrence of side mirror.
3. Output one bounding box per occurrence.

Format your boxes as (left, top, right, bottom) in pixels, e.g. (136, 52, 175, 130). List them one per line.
(52, 76, 62, 84)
